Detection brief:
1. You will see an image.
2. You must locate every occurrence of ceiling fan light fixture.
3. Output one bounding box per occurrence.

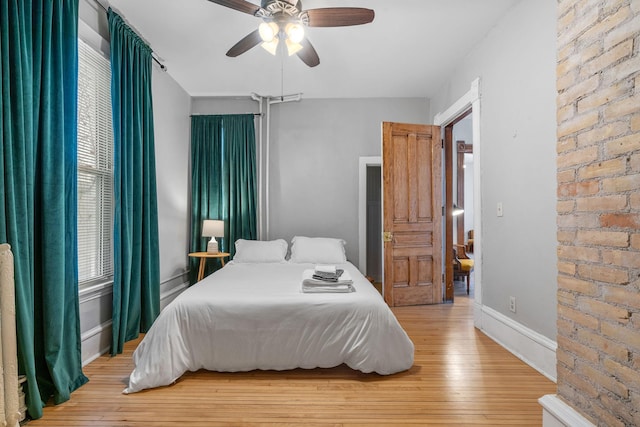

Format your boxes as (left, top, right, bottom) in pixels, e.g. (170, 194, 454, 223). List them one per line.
(261, 39, 279, 55)
(258, 21, 279, 42)
(285, 22, 305, 44)
(285, 38, 303, 56)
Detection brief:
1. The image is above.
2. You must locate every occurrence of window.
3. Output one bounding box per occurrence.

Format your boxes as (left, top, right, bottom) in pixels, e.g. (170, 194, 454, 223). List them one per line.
(77, 38, 113, 287)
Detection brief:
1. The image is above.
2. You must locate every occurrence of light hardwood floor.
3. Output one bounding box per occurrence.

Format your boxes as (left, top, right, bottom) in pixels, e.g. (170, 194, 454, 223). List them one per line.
(28, 282, 555, 426)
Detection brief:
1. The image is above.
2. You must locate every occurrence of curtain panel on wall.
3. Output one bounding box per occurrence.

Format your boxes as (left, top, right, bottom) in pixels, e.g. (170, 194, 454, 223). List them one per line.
(108, 9, 160, 356)
(190, 115, 257, 283)
(0, 0, 88, 420)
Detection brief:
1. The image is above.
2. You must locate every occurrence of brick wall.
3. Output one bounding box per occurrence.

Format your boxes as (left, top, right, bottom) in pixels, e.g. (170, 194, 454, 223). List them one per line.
(556, 0, 640, 426)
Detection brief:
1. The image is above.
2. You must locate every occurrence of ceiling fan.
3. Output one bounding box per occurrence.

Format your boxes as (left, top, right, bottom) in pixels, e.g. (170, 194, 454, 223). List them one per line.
(207, 0, 375, 67)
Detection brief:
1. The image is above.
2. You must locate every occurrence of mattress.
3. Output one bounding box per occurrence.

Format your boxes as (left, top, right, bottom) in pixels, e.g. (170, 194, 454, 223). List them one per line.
(124, 261, 414, 393)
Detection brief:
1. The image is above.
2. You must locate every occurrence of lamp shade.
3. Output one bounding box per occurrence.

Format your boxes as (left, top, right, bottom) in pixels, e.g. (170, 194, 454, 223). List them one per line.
(202, 220, 224, 237)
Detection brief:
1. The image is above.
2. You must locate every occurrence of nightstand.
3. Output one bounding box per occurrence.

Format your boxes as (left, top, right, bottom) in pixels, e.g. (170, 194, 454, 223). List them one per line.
(188, 252, 230, 282)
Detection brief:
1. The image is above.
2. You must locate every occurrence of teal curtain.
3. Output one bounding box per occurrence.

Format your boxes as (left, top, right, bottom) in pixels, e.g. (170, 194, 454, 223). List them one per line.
(108, 9, 160, 355)
(190, 115, 257, 283)
(0, 0, 87, 420)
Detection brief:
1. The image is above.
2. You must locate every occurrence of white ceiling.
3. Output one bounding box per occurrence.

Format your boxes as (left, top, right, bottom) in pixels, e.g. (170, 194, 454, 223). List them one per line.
(105, 0, 519, 98)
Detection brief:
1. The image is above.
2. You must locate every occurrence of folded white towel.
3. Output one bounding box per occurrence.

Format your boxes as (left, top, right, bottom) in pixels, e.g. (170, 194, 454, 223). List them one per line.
(315, 265, 336, 274)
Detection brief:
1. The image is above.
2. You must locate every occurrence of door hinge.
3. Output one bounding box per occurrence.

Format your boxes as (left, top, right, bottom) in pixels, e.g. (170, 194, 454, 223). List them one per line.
(442, 206, 445, 216)
(441, 138, 444, 148)
(383, 231, 393, 242)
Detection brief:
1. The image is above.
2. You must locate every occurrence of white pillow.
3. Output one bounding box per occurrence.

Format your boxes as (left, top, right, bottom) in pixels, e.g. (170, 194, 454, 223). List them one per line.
(289, 236, 347, 264)
(233, 239, 288, 263)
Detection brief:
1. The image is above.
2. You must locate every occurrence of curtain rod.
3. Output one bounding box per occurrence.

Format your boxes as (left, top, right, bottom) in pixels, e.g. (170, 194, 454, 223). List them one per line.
(92, 0, 167, 71)
(190, 113, 263, 117)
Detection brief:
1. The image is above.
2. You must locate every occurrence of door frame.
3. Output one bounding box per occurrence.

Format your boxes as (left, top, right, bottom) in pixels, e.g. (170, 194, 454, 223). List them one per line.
(358, 156, 382, 280)
(434, 77, 483, 324)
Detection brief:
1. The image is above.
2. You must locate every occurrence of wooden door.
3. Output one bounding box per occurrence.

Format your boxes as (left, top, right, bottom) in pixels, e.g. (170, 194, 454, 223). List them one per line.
(383, 122, 442, 306)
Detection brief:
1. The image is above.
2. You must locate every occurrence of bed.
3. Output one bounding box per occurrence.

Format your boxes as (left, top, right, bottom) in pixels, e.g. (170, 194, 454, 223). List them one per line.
(124, 237, 414, 394)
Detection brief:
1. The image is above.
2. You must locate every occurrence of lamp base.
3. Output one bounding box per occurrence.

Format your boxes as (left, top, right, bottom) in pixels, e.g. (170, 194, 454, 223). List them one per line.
(207, 239, 219, 254)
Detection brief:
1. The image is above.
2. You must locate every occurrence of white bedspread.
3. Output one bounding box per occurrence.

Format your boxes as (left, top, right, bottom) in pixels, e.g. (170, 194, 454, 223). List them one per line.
(124, 261, 414, 394)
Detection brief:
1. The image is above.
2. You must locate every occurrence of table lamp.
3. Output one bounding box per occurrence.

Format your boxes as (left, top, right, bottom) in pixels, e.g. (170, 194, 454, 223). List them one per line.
(202, 220, 224, 254)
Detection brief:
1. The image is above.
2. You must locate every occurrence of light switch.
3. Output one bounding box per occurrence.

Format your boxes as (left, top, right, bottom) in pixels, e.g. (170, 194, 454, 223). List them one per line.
(497, 202, 503, 217)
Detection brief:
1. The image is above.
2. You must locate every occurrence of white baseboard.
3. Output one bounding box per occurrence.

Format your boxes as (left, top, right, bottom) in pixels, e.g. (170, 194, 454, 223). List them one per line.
(477, 303, 557, 382)
(81, 321, 112, 366)
(539, 394, 595, 427)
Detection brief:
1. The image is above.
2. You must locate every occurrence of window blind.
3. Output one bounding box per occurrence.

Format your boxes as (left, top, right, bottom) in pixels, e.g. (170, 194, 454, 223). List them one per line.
(77, 38, 114, 287)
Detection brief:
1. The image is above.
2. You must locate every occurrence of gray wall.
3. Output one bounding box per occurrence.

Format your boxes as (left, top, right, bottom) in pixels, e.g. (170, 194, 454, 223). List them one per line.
(78, 0, 191, 364)
(191, 97, 430, 265)
(431, 0, 558, 339)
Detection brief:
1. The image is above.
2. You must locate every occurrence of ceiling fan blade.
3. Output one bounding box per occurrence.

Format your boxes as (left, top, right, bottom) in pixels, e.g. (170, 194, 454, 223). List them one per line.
(305, 8, 375, 27)
(207, 0, 261, 15)
(226, 29, 262, 57)
(296, 38, 320, 67)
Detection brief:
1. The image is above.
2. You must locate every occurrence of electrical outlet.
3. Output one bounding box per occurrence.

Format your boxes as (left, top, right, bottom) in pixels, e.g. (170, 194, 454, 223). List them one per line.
(509, 296, 516, 313)
(497, 202, 504, 217)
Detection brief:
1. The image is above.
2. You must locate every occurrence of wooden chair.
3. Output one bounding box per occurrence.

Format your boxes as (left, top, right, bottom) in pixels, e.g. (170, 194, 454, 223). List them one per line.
(453, 244, 474, 294)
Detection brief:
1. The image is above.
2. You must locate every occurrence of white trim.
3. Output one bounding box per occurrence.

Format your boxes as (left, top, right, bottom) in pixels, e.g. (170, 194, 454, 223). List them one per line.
(539, 395, 595, 427)
(358, 156, 382, 275)
(81, 321, 112, 366)
(160, 282, 188, 311)
(432, 77, 482, 312)
(480, 304, 557, 381)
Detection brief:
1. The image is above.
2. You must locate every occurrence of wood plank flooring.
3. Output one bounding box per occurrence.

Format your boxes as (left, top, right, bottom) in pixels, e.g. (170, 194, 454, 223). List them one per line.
(27, 285, 555, 426)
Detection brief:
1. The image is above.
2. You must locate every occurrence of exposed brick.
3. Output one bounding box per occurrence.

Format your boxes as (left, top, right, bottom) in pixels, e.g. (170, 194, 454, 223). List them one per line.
(558, 335, 601, 365)
(558, 244, 600, 262)
(558, 6, 600, 50)
(578, 297, 631, 320)
(576, 229, 629, 247)
(602, 174, 640, 193)
(579, 5, 632, 47)
(631, 192, 640, 209)
(559, 260, 577, 275)
(558, 169, 576, 183)
(558, 40, 575, 63)
(601, 213, 640, 229)
(577, 81, 631, 114)
(631, 153, 640, 173)
(578, 158, 627, 180)
(632, 234, 640, 250)
(631, 113, 640, 131)
(602, 321, 640, 351)
(605, 133, 640, 157)
(603, 284, 640, 308)
(558, 275, 600, 296)
(558, 145, 599, 169)
(558, 212, 600, 228)
(577, 263, 629, 284)
(558, 288, 577, 305)
(599, 393, 635, 427)
(604, 8, 640, 49)
(557, 347, 576, 370)
(558, 230, 578, 243)
(576, 360, 629, 398)
(557, 75, 600, 109)
(559, 304, 600, 330)
(576, 194, 627, 211)
(558, 363, 600, 398)
(604, 94, 640, 121)
(603, 357, 640, 388)
(603, 55, 640, 87)
(580, 39, 634, 79)
(558, 200, 576, 213)
(576, 121, 629, 147)
(576, 328, 631, 362)
(560, 180, 600, 198)
(557, 103, 576, 125)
